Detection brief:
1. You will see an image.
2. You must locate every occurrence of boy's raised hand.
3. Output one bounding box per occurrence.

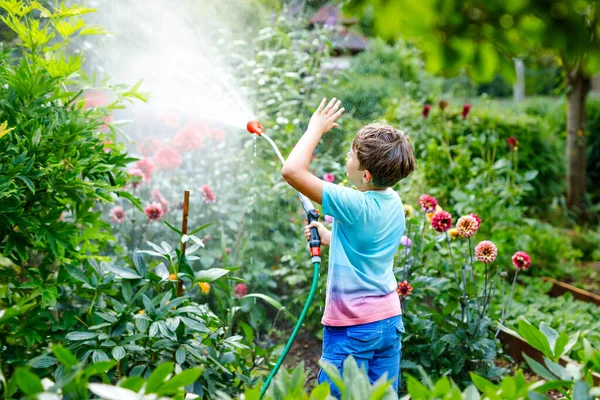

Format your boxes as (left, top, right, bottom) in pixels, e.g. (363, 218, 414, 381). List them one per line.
(308, 98, 345, 134)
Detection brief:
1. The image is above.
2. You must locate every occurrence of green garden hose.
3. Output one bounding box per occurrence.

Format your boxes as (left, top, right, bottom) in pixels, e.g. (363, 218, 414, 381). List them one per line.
(246, 121, 322, 399)
(260, 261, 320, 399)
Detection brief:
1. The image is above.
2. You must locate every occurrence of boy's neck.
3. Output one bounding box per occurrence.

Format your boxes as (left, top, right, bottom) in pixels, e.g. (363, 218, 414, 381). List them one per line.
(357, 184, 388, 192)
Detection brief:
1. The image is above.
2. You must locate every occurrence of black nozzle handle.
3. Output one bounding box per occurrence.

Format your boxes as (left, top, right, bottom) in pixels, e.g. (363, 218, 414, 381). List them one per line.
(307, 209, 321, 260)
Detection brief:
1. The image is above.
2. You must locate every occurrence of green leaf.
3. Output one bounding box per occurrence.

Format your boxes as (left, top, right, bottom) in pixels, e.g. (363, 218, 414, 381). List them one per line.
(175, 346, 186, 365)
(518, 319, 554, 359)
(120, 376, 145, 392)
(242, 293, 297, 322)
(463, 385, 481, 400)
(562, 331, 580, 358)
(146, 362, 174, 393)
(524, 170, 539, 181)
(106, 264, 142, 279)
(405, 374, 429, 399)
(51, 345, 78, 368)
(88, 383, 140, 400)
(66, 331, 99, 341)
(573, 381, 591, 400)
(318, 360, 345, 394)
(112, 346, 126, 361)
(470, 373, 497, 393)
(539, 322, 559, 356)
(522, 354, 557, 381)
(189, 222, 213, 236)
(163, 221, 182, 235)
(132, 252, 147, 277)
(156, 367, 204, 395)
(27, 355, 58, 369)
(179, 317, 210, 333)
(14, 368, 43, 395)
(195, 268, 230, 282)
(17, 176, 35, 194)
(85, 360, 118, 377)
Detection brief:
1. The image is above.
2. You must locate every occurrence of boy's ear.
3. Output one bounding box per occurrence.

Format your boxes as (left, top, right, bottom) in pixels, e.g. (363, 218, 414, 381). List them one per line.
(362, 169, 372, 184)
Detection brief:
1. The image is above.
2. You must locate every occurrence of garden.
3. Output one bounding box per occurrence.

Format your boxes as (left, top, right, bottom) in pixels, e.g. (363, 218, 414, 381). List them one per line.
(1, 0, 599, 399)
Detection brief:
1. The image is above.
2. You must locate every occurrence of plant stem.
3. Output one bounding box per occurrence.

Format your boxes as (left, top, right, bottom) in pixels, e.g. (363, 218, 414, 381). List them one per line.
(496, 269, 519, 338)
(461, 255, 468, 323)
(480, 262, 489, 317)
(136, 220, 149, 250)
(416, 213, 427, 271)
(402, 221, 412, 281)
(444, 231, 459, 286)
(468, 236, 480, 313)
(131, 187, 137, 258)
(504, 270, 519, 320)
(482, 264, 498, 317)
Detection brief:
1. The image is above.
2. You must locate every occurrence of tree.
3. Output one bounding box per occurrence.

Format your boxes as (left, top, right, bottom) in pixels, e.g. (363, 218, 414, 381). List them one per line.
(345, 0, 600, 210)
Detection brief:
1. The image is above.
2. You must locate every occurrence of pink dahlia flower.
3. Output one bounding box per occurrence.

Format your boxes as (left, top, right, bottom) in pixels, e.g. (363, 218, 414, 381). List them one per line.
(109, 206, 126, 223)
(201, 184, 216, 203)
(456, 215, 479, 237)
(154, 147, 182, 170)
(418, 194, 438, 213)
(512, 251, 531, 270)
(234, 283, 248, 298)
(144, 202, 163, 222)
(136, 158, 156, 181)
(475, 240, 498, 263)
(323, 173, 335, 183)
(431, 211, 453, 233)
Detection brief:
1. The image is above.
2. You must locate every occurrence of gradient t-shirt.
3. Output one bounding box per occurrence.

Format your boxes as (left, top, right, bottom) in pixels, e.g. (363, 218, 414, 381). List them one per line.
(321, 182, 404, 327)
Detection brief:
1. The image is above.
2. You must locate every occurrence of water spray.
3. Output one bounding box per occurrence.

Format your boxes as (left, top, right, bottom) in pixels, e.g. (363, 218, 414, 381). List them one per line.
(246, 120, 321, 399)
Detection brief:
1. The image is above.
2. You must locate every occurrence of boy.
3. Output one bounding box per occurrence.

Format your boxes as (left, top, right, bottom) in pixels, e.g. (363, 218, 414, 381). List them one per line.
(281, 98, 415, 398)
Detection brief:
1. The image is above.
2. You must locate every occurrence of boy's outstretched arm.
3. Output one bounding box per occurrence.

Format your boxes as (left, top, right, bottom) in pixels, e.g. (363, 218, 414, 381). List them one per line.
(281, 98, 344, 204)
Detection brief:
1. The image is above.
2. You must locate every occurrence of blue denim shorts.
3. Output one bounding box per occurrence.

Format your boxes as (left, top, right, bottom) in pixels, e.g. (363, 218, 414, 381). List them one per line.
(317, 315, 405, 398)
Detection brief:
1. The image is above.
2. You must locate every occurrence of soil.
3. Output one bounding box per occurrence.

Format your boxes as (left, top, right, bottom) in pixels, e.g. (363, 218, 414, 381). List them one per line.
(281, 331, 323, 390)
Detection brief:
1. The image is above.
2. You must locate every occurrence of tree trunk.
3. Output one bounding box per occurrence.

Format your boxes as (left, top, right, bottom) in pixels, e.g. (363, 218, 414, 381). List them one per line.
(566, 68, 591, 209)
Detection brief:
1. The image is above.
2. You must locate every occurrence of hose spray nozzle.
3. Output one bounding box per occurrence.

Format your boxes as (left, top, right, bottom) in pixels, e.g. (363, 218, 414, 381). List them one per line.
(247, 120, 263, 136)
(307, 208, 321, 262)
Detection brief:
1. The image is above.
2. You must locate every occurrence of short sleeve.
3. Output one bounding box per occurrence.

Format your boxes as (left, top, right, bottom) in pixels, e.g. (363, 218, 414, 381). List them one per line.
(321, 182, 366, 225)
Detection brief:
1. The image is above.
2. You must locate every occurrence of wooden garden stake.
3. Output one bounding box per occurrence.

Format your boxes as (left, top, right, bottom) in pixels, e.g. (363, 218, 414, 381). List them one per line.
(178, 190, 190, 297)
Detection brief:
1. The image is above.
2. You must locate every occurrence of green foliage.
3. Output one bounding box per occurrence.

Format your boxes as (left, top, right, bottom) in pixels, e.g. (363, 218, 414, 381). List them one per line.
(504, 278, 600, 361)
(0, 344, 201, 399)
(0, 0, 145, 264)
(215, 356, 396, 400)
(344, 0, 600, 80)
(335, 39, 441, 122)
(399, 331, 600, 399)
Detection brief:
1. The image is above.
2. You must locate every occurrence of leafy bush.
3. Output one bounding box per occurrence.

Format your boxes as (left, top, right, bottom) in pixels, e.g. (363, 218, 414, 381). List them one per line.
(0, 345, 202, 399)
(335, 39, 440, 122)
(0, 1, 144, 264)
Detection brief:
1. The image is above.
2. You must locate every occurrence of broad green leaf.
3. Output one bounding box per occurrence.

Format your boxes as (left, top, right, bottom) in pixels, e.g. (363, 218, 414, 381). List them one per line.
(318, 360, 345, 394)
(463, 385, 481, 400)
(27, 355, 58, 369)
(111, 346, 126, 361)
(175, 346, 186, 365)
(106, 264, 142, 279)
(88, 383, 140, 400)
(146, 362, 174, 393)
(156, 367, 204, 395)
(405, 374, 429, 399)
(518, 319, 554, 359)
(195, 268, 230, 282)
(539, 322, 559, 356)
(522, 354, 557, 381)
(14, 368, 43, 395)
(66, 331, 99, 341)
(51, 345, 78, 368)
(573, 381, 591, 400)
